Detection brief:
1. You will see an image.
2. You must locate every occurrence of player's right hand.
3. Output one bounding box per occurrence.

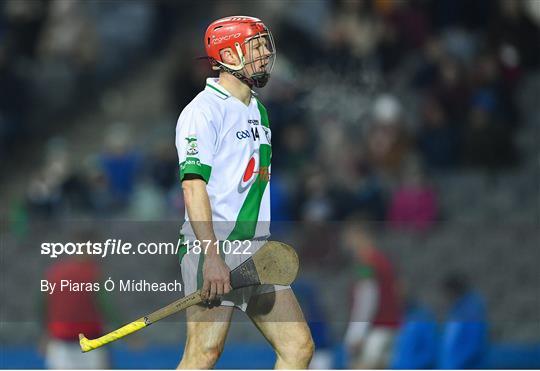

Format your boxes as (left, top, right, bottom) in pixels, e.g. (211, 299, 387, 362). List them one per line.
(202, 254, 231, 301)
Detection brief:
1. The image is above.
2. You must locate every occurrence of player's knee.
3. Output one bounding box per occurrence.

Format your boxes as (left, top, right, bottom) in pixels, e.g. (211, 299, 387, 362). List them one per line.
(180, 342, 224, 369)
(298, 334, 315, 363)
(277, 331, 314, 365)
(199, 345, 223, 368)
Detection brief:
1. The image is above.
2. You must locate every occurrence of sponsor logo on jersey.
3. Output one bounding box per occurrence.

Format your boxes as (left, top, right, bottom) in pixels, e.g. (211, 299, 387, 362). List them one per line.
(238, 149, 270, 193)
(248, 119, 260, 125)
(236, 130, 251, 140)
(182, 158, 201, 168)
(258, 166, 271, 182)
(261, 126, 271, 143)
(185, 136, 199, 155)
(238, 149, 259, 193)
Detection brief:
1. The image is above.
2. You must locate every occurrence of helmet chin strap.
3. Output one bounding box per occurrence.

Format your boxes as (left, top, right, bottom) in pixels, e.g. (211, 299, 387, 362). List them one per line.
(250, 72, 270, 88)
(219, 64, 270, 88)
(221, 64, 255, 88)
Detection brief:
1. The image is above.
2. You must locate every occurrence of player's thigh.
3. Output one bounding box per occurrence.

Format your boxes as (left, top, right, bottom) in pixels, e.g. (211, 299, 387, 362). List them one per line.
(184, 304, 234, 352)
(246, 288, 312, 348)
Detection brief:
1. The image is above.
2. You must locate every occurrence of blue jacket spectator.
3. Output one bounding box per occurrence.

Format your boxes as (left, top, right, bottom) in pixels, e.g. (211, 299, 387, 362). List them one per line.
(391, 301, 438, 369)
(438, 274, 488, 369)
(99, 124, 141, 208)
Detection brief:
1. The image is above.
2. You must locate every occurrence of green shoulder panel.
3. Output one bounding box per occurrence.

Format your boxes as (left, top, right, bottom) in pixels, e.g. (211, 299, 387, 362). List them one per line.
(256, 98, 270, 128)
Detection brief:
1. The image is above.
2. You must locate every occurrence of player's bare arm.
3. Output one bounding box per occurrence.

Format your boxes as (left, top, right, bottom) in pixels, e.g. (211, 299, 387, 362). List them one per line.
(182, 177, 231, 300)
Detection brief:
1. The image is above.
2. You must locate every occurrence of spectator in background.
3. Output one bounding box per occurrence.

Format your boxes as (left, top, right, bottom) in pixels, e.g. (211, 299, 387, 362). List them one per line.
(148, 139, 178, 192)
(412, 37, 445, 90)
(343, 172, 386, 221)
(39, 231, 114, 369)
(299, 168, 335, 222)
(26, 169, 62, 217)
(366, 94, 410, 180)
(296, 168, 342, 267)
(489, 0, 540, 70)
(34, 0, 99, 115)
(269, 172, 292, 222)
(438, 273, 488, 369)
(276, 123, 312, 176)
(26, 137, 80, 217)
(128, 175, 166, 221)
(462, 88, 516, 170)
(331, 146, 386, 221)
(343, 221, 402, 369)
(470, 52, 517, 124)
(85, 164, 114, 215)
(384, 0, 430, 50)
(390, 298, 438, 369)
(431, 56, 470, 125)
(99, 123, 141, 209)
(325, 0, 383, 60)
(0, 41, 30, 157)
(2, 0, 47, 59)
(387, 159, 438, 232)
(37, 0, 98, 69)
(417, 96, 460, 170)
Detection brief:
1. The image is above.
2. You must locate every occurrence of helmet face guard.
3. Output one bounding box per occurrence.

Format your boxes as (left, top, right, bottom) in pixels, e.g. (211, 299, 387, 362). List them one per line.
(241, 32, 276, 88)
(205, 16, 277, 88)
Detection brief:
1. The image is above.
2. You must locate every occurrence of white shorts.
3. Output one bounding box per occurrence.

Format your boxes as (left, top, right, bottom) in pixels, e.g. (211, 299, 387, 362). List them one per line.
(46, 338, 108, 369)
(358, 327, 396, 368)
(179, 239, 289, 311)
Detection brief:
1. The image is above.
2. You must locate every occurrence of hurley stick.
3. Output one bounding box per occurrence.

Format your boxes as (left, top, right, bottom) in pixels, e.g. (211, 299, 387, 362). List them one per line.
(79, 241, 298, 352)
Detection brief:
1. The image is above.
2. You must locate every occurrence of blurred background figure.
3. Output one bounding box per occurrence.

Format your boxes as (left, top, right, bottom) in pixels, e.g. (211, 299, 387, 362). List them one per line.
(99, 123, 141, 211)
(416, 95, 460, 171)
(26, 138, 70, 217)
(390, 295, 438, 369)
(387, 158, 438, 233)
(342, 221, 402, 368)
(366, 94, 410, 180)
(39, 231, 114, 369)
(438, 272, 489, 369)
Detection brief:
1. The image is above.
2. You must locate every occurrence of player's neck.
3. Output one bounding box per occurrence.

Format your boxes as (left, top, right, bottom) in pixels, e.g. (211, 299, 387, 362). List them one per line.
(218, 72, 252, 106)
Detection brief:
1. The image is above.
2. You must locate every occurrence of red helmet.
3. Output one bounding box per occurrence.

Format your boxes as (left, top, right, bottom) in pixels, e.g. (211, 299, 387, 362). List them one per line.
(204, 16, 276, 88)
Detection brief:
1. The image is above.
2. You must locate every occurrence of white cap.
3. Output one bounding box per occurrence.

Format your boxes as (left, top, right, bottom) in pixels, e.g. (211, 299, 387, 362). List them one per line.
(373, 94, 402, 124)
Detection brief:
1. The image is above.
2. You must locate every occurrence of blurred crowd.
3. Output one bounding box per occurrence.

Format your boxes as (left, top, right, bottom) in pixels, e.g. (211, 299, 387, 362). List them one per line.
(0, 0, 187, 158)
(260, 0, 539, 227)
(3, 0, 538, 233)
(2, 1, 539, 367)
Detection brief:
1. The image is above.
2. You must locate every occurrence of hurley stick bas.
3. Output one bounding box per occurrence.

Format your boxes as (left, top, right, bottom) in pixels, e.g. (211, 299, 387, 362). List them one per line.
(79, 241, 299, 352)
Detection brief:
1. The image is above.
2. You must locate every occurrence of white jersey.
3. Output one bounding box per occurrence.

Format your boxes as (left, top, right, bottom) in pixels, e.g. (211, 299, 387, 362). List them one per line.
(175, 78, 272, 241)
